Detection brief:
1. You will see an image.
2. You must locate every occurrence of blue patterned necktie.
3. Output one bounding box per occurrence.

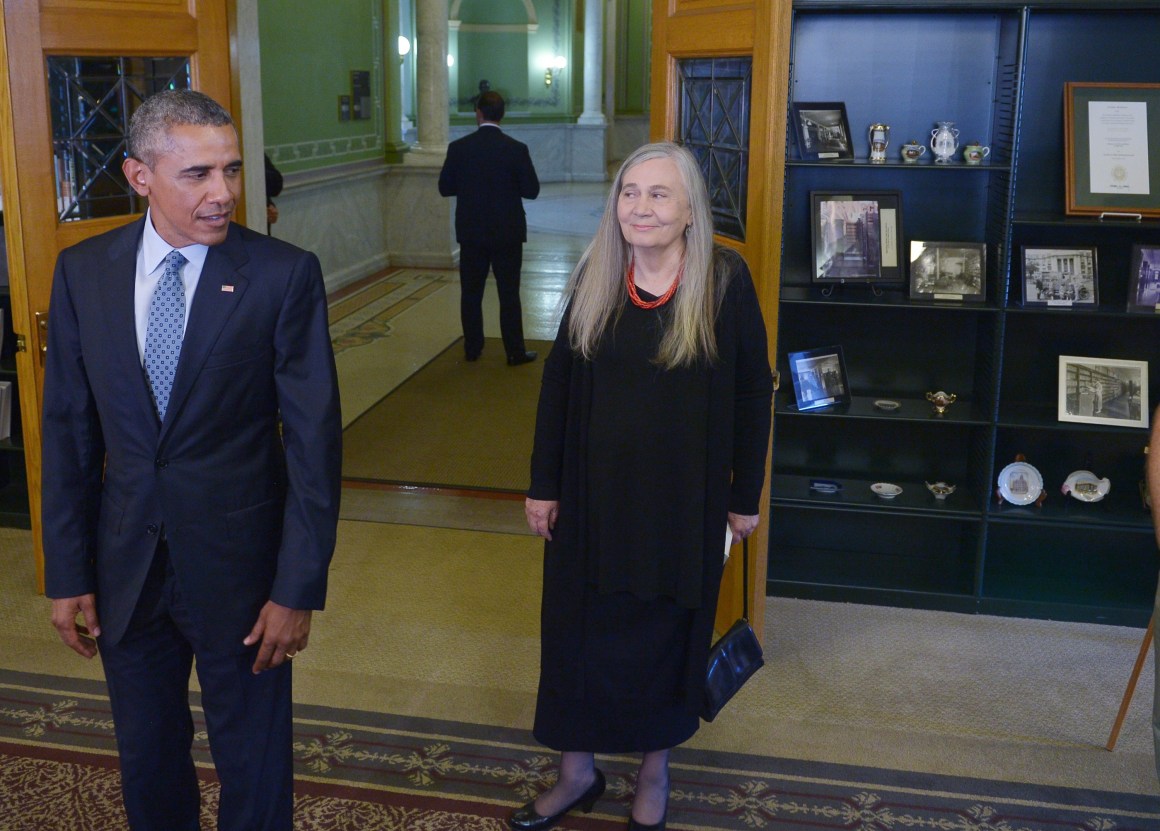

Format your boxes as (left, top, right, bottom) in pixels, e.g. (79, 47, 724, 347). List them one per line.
(143, 250, 187, 420)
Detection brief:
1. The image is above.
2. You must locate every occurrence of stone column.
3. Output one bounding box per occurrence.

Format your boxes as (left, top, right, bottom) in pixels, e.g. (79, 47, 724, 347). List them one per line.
(410, 0, 449, 158)
(383, 0, 408, 162)
(578, 0, 606, 126)
(573, 0, 608, 179)
(234, 0, 267, 232)
(386, 0, 457, 267)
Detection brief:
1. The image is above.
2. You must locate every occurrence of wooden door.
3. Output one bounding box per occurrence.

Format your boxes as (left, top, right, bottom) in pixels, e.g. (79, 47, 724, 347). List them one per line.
(0, 0, 234, 588)
(650, 0, 792, 639)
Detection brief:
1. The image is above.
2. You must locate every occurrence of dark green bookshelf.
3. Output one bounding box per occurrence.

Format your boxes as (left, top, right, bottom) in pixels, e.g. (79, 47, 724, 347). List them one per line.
(769, 1, 1160, 626)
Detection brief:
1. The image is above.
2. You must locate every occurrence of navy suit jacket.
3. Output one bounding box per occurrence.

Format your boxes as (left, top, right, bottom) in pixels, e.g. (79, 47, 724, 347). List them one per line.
(438, 124, 540, 246)
(42, 218, 342, 650)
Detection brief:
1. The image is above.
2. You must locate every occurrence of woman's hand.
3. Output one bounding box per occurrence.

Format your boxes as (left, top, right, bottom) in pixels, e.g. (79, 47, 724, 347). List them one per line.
(727, 512, 759, 540)
(526, 498, 560, 541)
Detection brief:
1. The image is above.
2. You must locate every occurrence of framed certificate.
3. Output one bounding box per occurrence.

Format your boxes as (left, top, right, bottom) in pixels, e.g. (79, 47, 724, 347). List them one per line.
(1064, 82, 1160, 218)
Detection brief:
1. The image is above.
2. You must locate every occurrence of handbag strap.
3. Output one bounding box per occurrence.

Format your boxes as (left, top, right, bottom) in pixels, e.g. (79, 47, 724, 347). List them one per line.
(742, 537, 750, 622)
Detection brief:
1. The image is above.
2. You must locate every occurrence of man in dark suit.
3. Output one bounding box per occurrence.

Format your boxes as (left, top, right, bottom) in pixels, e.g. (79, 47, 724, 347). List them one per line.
(438, 90, 540, 365)
(43, 90, 341, 831)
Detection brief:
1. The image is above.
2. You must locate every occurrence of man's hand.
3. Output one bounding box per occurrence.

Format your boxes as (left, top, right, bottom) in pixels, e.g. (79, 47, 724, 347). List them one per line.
(51, 595, 101, 658)
(243, 601, 312, 674)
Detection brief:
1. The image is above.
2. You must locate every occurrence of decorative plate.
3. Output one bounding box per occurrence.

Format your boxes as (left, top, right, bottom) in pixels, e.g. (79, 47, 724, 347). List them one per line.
(1061, 470, 1110, 502)
(873, 399, 901, 412)
(997, 461, 1044, 506)
(871, 482, 902, 499)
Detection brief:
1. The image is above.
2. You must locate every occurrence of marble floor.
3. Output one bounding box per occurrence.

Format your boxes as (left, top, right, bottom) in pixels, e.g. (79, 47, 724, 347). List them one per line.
(334, 180, 606, 530)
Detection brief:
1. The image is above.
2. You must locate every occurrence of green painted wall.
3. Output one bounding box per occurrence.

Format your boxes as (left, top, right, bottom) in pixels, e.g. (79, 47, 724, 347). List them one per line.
(450, 0, 575, 120)
(259, 0, 384, 173)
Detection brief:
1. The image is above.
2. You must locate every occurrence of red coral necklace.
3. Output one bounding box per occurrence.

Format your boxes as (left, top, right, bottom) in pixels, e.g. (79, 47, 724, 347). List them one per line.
(626, 257, 682, 309)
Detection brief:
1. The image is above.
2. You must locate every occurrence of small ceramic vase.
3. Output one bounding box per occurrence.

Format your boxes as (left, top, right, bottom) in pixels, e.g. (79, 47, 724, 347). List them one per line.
(930, 121, 960, 164)
(900, 140, 926, 163)
(868, 123, 890, 163)
(963, 142, 990, 164)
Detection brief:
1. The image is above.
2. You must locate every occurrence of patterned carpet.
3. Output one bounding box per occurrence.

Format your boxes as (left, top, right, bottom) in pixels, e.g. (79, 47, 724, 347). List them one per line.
(2, 668, 1158, 831)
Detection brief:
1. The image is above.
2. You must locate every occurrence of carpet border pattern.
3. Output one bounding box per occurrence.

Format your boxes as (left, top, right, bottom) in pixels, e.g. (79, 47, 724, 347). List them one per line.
(1, 669, 1157, 830)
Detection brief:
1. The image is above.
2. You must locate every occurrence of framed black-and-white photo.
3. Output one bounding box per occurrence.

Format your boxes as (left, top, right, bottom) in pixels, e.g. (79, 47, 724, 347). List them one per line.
(1021, 246, 1099, 307)
(1058, 355, 1149, 429)
(791, 102, 853, 161)
(810, 191, 903, 284)
(908, 241, 986, 302)
(1127, 244, 1160, 313)
(789, 346, 850, 411)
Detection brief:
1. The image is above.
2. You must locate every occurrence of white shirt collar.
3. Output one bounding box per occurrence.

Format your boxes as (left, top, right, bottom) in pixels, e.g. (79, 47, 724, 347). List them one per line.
(142, 209, 210, 274)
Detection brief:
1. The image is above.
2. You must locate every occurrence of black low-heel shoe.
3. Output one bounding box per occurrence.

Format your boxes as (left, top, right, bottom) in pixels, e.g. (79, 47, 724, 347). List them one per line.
(508, 769, 606, 831)
(627, 812, 666, 831)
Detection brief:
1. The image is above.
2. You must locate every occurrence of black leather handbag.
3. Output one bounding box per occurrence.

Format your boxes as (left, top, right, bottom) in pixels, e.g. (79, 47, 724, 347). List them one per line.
(702, 538, 765, 722)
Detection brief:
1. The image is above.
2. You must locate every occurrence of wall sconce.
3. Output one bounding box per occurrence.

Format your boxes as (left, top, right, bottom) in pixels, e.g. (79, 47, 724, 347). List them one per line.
(544, 55, 566, 87)
(397, 36, 410, 65)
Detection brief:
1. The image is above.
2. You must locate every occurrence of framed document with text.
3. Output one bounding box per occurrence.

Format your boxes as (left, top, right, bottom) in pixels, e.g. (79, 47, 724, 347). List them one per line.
(1064, 82, 1160, 218)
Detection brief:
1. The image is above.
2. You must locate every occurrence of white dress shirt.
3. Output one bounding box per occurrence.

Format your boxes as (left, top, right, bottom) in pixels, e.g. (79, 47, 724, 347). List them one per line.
(134, 210, 210, 363)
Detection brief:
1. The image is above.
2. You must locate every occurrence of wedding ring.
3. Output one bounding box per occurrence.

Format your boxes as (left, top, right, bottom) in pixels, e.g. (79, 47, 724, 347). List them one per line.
(285, 651, 298, 659)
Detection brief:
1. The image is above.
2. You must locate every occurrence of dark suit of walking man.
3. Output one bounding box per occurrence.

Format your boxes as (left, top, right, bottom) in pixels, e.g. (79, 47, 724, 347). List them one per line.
(438, 91, 540, 365)
(43, 90, 342, 831)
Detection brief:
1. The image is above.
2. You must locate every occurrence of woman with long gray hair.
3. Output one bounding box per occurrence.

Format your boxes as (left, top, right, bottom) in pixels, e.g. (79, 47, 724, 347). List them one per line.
(511, 142, 773, 831)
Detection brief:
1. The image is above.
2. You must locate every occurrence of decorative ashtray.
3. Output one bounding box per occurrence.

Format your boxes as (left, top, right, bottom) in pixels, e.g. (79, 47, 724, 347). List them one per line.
(873, 399, 901, 412)
(997, 461, 1044, 506)
(925, 481, 956, 500)
(871, 482, 903, 499)
(810, 479, 843, 495)
(1061, 470, 1110, 503)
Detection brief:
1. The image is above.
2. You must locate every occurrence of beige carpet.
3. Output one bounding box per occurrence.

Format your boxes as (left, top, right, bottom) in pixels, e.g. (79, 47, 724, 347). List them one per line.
(3, 522, 1155, 798)
(340, 339, 550, 491)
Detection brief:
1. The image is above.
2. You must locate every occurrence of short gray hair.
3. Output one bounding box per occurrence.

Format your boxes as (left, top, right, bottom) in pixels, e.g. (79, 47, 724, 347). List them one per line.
(127, 89, 234, 166)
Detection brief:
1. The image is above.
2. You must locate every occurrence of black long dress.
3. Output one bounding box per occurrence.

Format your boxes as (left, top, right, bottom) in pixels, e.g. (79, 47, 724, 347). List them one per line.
(528, 250, 772, 753)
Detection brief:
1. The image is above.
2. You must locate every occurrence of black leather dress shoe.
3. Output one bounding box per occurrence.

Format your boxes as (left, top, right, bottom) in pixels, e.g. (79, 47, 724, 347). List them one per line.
(627, 814, 666, 831)
(508, 768, 605, 830)
(507, 350, 538, 366)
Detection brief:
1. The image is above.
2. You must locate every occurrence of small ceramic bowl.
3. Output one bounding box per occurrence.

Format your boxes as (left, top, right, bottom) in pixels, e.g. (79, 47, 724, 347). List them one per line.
(871, 482, 903, 499)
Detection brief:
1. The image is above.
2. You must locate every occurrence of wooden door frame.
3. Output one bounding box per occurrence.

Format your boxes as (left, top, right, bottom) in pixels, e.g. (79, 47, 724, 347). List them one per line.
(650, 0, 793, 639)
(0, 0, 236, 590)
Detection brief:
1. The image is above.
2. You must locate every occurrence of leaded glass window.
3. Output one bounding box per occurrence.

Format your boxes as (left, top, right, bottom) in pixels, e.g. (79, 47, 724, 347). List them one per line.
(47, 57, 190, 222)
(677, 57, 751, 242)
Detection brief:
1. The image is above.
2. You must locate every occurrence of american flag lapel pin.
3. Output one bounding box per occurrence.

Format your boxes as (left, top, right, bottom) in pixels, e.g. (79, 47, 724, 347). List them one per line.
(222, 284, 235, 293)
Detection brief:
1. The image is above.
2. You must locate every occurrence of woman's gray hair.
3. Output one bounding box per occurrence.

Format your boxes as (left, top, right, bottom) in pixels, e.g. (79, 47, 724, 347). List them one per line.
(127, 89, 234, 166)
(564, 141, 723, 368)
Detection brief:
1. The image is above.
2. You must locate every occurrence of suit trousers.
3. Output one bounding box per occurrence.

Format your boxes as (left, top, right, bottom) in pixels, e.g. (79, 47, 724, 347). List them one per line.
(99, 543, 294, 831)
(458, 241, 527, 359)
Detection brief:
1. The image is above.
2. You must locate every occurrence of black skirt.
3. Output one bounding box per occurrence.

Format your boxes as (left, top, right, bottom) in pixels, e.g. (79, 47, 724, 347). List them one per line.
(533, 586, 699, 753)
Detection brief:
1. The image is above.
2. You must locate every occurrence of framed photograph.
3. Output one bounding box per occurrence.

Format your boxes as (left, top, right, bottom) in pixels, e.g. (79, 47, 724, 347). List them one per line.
(788, 346, 850, 411)
(1127, 244, 1160, 313)
(810, 191, 903, 284)
(1064, 82, 1160, 218)
(908, 241, 986, 302)
(1058, 355, 1149, 429)
(1021, 246, 1098, 307)
(792, 102, 853, 161)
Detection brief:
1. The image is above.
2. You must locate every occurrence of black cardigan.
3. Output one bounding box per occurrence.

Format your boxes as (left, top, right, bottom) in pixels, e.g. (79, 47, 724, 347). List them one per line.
(528, 249, 773, 711)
